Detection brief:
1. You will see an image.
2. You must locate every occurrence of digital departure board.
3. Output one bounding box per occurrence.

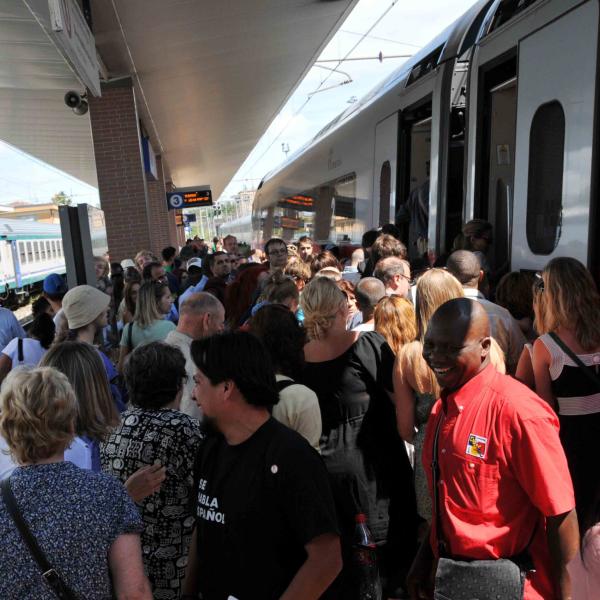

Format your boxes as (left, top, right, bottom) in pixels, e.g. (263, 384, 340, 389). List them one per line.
(166, 189, 212, 210)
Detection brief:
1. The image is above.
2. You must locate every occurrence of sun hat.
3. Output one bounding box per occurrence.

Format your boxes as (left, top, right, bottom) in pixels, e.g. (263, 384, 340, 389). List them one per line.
(187, 257, 203, 270)
(43, 273, 68, 296)
(62, 285, 110, 329)
(120, 258, 136, 269)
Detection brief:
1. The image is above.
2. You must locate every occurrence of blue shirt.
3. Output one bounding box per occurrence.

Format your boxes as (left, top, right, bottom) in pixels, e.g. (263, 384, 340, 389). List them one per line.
(0, 308, 25, 352)
(178, 275, 209, 307)
(0, 462, 143, 599)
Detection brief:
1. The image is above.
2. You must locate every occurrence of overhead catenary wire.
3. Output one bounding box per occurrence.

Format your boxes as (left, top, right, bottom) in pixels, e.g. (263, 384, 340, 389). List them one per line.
(237, 0, 401, 182)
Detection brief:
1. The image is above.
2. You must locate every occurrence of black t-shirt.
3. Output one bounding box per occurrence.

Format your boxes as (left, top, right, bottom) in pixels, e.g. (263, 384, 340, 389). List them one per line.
(192, 417, 338, 600)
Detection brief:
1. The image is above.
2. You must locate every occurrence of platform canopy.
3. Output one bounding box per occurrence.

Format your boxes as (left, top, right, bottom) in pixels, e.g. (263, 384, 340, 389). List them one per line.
(0, 0, 358, 196)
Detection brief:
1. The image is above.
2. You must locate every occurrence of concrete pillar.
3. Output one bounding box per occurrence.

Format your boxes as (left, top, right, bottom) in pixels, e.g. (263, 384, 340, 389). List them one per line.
(89, 78, 152, 260)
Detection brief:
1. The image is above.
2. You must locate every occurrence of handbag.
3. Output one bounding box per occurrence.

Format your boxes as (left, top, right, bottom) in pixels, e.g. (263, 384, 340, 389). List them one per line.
(1, 478, 79, 600)
(431, 414, 534, 600)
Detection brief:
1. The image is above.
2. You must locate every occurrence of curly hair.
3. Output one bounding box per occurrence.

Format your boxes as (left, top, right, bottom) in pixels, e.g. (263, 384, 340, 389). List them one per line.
(124, 342, 187, 410)
(0, 367, 77, 464)
(249, 304, 306, 378)
(300, 277, 346, 341)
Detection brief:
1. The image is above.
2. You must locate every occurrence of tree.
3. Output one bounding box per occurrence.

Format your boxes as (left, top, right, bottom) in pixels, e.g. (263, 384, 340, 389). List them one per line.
(51, 191, 72, 206)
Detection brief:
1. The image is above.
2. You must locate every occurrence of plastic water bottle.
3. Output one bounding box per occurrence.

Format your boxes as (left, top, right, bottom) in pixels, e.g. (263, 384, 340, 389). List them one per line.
(352, 513, 382, 600)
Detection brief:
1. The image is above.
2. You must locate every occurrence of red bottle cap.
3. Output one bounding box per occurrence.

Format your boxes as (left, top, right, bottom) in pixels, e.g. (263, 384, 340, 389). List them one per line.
(355, 513, 367, 524)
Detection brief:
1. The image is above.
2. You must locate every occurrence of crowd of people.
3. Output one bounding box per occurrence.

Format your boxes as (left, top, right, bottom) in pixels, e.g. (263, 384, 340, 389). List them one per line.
(0, 223, 598, 600)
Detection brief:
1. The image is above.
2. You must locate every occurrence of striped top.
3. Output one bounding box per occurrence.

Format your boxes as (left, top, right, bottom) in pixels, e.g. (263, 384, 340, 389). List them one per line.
(539, 333, 600, 416)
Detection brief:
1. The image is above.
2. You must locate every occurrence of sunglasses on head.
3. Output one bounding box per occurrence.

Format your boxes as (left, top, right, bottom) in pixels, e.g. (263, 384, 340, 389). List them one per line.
(534, 272, 545, 292)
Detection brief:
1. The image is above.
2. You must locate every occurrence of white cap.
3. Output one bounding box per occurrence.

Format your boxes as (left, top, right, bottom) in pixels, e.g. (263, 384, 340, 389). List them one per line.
(187, 257, 203, 269)
(120, 258, 136, 269)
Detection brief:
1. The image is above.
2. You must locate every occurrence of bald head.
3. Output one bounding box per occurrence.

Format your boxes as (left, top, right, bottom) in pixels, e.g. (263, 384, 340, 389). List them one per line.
(423, 298, 491, 391)
(178, 292, 225, 339)
(446, 250, 482, 288)
(355, 277, 386, 312)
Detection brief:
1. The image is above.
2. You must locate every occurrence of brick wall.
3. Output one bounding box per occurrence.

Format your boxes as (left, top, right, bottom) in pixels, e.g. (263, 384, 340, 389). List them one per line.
(89, 79, 151, 261)
(147, 155, 179, 253)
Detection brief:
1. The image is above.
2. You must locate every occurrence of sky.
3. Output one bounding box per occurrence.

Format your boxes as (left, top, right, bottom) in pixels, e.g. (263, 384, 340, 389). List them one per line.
(0, 0, 477, 208)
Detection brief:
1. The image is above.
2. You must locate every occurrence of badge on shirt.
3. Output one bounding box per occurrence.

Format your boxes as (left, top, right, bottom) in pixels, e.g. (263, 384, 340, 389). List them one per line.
(466, 434, 488, 459)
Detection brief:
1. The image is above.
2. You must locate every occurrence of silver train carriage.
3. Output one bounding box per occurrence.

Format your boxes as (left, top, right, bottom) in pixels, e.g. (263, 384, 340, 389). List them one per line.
(251, 0, 600, 276)
(0, 219, 66, 300)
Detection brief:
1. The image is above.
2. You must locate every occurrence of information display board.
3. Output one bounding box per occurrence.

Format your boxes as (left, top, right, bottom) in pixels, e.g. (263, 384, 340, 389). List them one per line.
(166, 189, 212, 210)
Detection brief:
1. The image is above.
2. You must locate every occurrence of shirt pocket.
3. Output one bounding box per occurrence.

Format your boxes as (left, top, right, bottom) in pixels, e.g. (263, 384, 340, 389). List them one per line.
(444, 453, 499, 514)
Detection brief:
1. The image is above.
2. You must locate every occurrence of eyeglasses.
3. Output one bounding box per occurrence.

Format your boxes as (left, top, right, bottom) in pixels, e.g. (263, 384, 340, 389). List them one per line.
(268, 249, 287, 257)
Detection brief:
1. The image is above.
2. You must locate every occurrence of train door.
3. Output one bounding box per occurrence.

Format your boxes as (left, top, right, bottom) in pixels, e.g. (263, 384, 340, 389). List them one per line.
(511, 0, 598, 271)
(474, 54, 517, 273)
(396, 99, 432, 260)
(372, 113, 398, 227)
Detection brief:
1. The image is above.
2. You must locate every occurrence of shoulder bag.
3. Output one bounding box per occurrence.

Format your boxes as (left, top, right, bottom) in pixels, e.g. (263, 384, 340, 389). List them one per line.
(549, 332, 600, 388)
(1, 478, 79, 600)
(431, 414, 534, 600)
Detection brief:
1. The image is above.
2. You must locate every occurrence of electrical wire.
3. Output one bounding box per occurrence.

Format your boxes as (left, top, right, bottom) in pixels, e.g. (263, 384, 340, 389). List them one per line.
(237, 0, 400, 181)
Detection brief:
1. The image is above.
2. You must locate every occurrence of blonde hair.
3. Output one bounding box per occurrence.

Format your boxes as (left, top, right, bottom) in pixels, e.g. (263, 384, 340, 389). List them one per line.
(300, 277, 346, 340)
(0, 367, 77, 464)
(536, 257, 600, 351)
(134, 281, 168, 328)
(94, 255, 109, 278)
(415, 269, 464, 341)
(40, 341, 119, 441)
(374, 296, 417, 354)
(399, 269, 465, 396)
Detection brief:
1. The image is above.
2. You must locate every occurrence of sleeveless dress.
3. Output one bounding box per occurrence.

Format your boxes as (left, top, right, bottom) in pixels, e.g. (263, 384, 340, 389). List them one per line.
(538, 333, 600, 520)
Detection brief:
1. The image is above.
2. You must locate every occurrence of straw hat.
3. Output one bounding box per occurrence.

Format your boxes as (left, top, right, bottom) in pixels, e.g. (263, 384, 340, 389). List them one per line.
(62, 285, 110, 329)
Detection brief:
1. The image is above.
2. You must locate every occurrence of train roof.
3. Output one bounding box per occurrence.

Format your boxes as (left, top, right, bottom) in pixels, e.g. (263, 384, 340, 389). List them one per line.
(0, 218, 62, 240)
(259, 0, 492, 185)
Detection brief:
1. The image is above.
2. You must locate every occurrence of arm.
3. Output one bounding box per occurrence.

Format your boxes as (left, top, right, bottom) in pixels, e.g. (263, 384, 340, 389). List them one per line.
(515, 345, 535, 390)
(117, 344, 130, 374)
(109, 533, 152, 600)
(181, 527, 200, 598)
(406, 526, 435, 600)
(393, 353, 417, 443)
(546, 509, 579, 600)
(532, 339, 557, 410)
(279, 533, 342, 600)
(124, 464, 167, 502)
(0, 354, 12, 385)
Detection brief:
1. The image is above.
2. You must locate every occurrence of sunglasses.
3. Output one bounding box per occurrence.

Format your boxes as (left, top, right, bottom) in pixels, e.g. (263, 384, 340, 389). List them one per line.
(534, 272, 545, 292)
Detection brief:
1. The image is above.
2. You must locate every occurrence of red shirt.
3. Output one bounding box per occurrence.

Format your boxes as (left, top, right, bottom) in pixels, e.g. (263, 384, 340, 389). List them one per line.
(422, 365, 575, 600)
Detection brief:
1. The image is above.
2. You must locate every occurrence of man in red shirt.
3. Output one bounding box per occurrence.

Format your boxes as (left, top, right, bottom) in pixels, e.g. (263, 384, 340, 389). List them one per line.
(407, 298, 579, 600)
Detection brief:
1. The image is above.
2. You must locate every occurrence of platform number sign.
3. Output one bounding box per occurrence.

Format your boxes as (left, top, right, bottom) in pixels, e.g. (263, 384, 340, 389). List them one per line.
(166, 189, 212, 210)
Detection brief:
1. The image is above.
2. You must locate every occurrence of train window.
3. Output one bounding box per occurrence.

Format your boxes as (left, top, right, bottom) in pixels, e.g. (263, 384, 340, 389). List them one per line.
(58, 240, 63, 257)
(34, 241, 40, 262)
(488, 0, 539, 34)
(526, 101, 565, 255)
(41, 241, 46, 260)
(18, 242, 26, 264)
(26, 242, 33, 263)
(379, 162, 391, 226)
(406, 46, 443, 87)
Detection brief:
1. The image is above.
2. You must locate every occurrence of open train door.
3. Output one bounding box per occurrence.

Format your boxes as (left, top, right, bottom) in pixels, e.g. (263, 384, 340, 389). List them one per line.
(511, 0, 598, 271)
(372, 113, 399, 228)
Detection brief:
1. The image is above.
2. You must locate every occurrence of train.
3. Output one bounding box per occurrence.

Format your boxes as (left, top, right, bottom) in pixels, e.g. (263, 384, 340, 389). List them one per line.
(249, 0, 600, 276)
(0, 219, 66, 302)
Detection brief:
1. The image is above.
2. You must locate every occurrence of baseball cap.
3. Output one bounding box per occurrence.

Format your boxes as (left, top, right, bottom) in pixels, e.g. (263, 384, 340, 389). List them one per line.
(187, 258, 203, 270)
(62, 285, 110, 329)
(43, 273, 68, 296)
(120, 258, 136, 269)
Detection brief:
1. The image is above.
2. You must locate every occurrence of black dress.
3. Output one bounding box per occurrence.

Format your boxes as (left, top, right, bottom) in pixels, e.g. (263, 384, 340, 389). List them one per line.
(299, 331, 418, 596)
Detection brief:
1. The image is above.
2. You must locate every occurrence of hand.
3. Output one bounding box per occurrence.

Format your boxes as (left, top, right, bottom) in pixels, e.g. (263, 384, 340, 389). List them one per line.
(125, 463, 167, 502)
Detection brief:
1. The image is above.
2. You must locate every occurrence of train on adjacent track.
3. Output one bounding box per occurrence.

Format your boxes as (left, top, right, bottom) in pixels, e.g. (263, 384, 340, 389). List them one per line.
(250, 0, 600, 276)
(0, 219, 66, 303)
